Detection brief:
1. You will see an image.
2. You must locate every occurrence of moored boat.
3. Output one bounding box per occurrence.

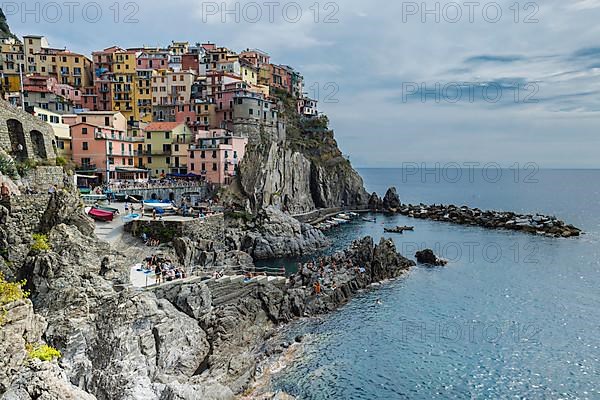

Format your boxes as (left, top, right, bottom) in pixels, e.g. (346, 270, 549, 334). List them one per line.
(384, 226, 414, 233)
(88, 207, 114, 222)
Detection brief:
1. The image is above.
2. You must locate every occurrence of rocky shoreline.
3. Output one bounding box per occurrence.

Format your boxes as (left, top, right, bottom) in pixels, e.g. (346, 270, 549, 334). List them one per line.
(369, 188, 582, 238)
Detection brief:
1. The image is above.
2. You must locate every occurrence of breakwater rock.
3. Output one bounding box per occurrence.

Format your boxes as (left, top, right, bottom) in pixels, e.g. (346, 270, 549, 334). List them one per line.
(397, 203, 581, 237)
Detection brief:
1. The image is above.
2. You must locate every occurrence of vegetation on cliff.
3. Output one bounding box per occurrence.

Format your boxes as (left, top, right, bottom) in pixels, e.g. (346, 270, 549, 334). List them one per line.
(0, 272, 29, 325)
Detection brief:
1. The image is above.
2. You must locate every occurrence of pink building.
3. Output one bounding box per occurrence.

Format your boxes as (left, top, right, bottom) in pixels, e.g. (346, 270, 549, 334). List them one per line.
(187, 130, 247, 185)
(70, 118, 147, 182)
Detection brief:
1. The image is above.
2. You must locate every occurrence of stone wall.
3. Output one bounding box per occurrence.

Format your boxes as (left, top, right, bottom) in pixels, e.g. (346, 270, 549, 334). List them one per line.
(124, 214, 225, 244)
(25, 166, 66, 192)
(0, 99, 56, 161)
(113, 185, 211, 204)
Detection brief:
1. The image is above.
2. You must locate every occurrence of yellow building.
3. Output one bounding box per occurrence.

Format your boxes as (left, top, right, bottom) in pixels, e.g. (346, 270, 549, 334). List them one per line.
(23, 35, 92, 88)
(143, 122, 192, 177)
(0, 37, 24, 93)
(136, 69, 154, 123)
(240, 62, 258, 86)
(111, 50, 139, 124)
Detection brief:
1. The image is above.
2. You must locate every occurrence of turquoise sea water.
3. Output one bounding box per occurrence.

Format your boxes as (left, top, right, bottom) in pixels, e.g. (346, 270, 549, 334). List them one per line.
(271, 169, 600, 399)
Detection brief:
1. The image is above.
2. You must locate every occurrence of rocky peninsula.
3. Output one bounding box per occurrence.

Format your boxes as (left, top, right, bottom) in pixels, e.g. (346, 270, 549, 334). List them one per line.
(369, 188, 582, 238)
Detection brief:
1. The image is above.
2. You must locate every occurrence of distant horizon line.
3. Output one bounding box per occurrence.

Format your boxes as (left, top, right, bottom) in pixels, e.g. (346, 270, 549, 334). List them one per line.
(355, 167, 600, 170)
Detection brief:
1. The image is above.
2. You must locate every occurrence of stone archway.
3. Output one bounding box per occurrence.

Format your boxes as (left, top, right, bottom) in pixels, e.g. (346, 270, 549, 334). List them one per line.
(6, 119, 28, 160)
(30, 130, 47, 159)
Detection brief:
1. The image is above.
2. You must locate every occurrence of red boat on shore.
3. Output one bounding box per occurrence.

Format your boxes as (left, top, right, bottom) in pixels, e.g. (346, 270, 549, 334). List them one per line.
(88, 207, 114, 222)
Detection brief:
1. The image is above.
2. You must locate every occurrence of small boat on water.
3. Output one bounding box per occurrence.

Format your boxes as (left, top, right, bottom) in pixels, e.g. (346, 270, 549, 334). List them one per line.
(384, 226, 415, 234)
(362, 217, 377, 223)
(332, 217, 349, 224)
(88, 207, 114, 222)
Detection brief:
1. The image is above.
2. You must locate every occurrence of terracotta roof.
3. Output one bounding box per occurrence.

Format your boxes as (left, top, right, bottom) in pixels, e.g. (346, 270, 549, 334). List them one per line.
(144, 122, 183, 131)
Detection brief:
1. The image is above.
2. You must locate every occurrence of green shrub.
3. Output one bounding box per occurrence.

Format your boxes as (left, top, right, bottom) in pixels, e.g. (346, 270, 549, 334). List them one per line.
(16, 159, 37, 177)
(31, 233, 51, 253)
(0, 154, 17, 178)
(55, 156, 67, 166)
(0, 271, 29, 326)
(26, 343, 61, 361)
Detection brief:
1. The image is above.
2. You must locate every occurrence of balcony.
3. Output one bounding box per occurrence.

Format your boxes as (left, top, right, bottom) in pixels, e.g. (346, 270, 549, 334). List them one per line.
(76, 164, 97, 171)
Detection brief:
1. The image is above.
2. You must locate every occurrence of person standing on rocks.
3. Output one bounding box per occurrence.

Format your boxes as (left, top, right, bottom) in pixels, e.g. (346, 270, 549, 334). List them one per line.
(0, 182, 10, 201)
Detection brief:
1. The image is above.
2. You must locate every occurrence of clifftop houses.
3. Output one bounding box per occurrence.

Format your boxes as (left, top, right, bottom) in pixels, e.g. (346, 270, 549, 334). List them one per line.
(0, 37, 319, 184)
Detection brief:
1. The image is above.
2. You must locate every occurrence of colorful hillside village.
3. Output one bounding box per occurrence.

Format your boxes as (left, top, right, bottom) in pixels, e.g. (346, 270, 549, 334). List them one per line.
(0, 35, 319, 185)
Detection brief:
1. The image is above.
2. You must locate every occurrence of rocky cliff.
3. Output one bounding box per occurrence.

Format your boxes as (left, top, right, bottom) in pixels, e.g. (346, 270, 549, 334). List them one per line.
(235, 91, 369, 214)
(0, 172, 414, 400)
(0, 8, 17, 40)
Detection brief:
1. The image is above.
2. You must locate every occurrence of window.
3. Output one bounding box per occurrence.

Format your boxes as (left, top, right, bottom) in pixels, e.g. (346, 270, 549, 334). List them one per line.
(165, 132, 170, 139)
(201, 163, 206, 171)
(82, 127, 88, 134)
(82, 142, 88, 150)
(212, 163, 217, 171)
(146, 132, 152, 139)
(201, 151, 205, 158)
(82, 116, 87, 123)
(249, 108, 253, 115)
(191, 163, 195, 170)
(212, 150, 217, 158)
(190, 151, 194, 159)
(82, 157, 91, 166)
(105, 117, 110, 126)
(147, 157, 152, 163)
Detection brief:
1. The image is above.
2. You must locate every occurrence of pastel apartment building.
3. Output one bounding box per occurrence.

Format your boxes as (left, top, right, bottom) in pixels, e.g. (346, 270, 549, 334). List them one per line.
(31, 107, 71, 158)
(188, 129, 247, 184)
(143, 122, 193, 177)
(22, 35, 93, 88)
(69, 111, 146, 181)
(0, 37, 25, 93)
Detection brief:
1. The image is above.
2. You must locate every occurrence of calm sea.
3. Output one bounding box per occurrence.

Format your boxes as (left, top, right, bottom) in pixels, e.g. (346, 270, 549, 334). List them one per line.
(271, 169, 600, 399)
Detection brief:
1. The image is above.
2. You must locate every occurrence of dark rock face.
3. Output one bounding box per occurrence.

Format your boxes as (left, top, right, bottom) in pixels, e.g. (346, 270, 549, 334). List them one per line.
(415, 249, 448, 266)
(0, 8, 16, 40)
(368, 192, 383, 210)
(397, 204, 582, 238)
(226, 207, 330, 260)
(382, 187, 401, 210)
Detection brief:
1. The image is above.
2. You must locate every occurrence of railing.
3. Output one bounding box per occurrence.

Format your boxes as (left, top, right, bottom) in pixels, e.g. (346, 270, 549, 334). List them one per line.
(140, 264, 287, 290)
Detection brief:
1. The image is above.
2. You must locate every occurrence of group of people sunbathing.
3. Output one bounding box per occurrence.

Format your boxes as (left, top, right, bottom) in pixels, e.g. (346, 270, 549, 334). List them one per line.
(143, 255, 187, 284)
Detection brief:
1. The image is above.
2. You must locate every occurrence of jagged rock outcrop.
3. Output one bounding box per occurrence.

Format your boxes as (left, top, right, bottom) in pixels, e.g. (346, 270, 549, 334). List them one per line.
(415, 249, 448, 266)
(0, 8, 16, 40)
(382, 187, 401, 210)
(368, 192, 383, 210)
(0, 299, 95, 400)
(238, 140, 368, 214)
(225, 207, 329, 260)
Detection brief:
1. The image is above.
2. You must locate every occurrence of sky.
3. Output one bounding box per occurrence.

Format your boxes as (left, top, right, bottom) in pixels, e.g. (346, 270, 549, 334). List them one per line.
(5, 0, 600, 168)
